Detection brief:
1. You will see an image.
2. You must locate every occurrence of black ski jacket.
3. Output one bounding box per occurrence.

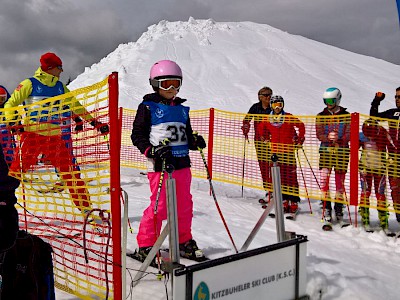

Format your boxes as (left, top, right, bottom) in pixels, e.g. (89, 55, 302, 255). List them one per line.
(243, 102, 271, 140)
(131, 93, 198, 172)
(370, 99, 400, 152)
(0, 143, 20, 205)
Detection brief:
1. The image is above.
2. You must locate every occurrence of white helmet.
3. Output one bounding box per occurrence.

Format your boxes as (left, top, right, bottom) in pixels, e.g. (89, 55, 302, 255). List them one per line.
(323, 87, 342, 106)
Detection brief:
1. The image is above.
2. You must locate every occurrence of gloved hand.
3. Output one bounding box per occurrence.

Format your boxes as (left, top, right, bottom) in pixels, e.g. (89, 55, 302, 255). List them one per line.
(146, 144, 172, 160)
(9, 122, 24, 134)
(293, 136, 305, 147)
(241, 122, 250, 139)
(328, 131, 338, 143)
(74, 117, 84, 132)
(374, 92, 385, 102)
(90, 120, 109, 134)
(193, 134, 206, 150)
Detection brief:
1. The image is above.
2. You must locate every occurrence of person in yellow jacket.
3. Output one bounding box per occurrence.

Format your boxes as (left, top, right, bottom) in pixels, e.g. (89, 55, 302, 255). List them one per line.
(4, 52, 109, 217)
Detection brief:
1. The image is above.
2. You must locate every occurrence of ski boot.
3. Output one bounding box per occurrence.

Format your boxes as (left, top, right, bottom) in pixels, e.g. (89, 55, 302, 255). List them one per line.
(282, 200, 289, 213)
(322, 209, 333, 231)
(128, 246, 159, 268)
(360, 207, 371, 231)
(179, 239, 207, 261)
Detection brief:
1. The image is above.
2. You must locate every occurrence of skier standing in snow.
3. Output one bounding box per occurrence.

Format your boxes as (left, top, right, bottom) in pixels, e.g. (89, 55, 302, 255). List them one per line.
(359, 119, 395, 232)
(3, 52, 109, 220)
(242, 87, 273, 200)
(131, 60, 207, 261)
(316, 87, 350, 226)
(257, 95, 305, 215)
(369, 88, 400, 225)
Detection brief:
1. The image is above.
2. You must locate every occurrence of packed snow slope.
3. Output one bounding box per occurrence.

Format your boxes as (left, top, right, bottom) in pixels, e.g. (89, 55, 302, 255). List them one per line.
(57, 18, 400, 300)
(69, 17, 400, 115)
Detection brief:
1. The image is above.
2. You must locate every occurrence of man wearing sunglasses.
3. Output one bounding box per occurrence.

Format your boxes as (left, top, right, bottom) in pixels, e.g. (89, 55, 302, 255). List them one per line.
(316, 87, 350, 229)
(370, 87, 400, 226)
(4, 52, 109, 225)
(242, 87, 273, 202)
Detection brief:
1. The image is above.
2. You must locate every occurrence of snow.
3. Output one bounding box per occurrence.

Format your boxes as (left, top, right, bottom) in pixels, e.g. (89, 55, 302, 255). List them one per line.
(59, 18, 400, 299)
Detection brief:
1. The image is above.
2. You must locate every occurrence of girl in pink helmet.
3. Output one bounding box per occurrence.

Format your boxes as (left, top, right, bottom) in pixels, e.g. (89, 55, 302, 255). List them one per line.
(130, 60, 207, 263)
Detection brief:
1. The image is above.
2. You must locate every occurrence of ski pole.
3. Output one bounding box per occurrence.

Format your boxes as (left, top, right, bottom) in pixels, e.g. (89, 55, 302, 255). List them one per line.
(241, 137, 249, 198)
(296, 148, 312, 214)
(198, 147, 239, 253)
(301, 147, 322, 190)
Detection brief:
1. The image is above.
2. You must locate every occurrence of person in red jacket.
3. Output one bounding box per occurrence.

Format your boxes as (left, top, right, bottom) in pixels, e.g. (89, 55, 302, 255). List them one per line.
(257, 95, 305, 213)
(359, 119, 395, 232)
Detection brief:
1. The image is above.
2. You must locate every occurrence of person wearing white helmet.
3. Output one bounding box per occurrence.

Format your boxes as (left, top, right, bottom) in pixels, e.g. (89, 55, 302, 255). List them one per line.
(257, 95, 305, 215)
(131, 60, 207, 263)
(316, 87, 351, 228)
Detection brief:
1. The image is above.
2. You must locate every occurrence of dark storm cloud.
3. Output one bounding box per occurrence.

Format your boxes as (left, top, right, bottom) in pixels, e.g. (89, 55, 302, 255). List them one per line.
(0, 0, 398, 91)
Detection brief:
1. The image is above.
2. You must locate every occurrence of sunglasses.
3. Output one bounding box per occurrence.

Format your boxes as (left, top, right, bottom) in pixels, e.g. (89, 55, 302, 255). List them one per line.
(57, 66, 63, 70)
(155, 78, 182, 91)
(395, 95, 400, 99)
(323, 98, 337, 105)
(258, 93, 271, 97)
(271, 102, 284, 109)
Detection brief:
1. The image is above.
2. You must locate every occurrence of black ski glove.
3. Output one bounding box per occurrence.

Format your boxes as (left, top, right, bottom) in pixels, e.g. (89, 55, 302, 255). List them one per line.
(90, 120, 110, 134)
(8, 122, 24, 134)
(193, 134, 206, 150)
(74, 117, 84, 132)
(372, 92, 385, 105)
(146, 144, 172, 160)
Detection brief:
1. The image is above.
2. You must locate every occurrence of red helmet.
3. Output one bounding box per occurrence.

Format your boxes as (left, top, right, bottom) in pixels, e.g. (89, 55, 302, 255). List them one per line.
(362, 119, 379, 139)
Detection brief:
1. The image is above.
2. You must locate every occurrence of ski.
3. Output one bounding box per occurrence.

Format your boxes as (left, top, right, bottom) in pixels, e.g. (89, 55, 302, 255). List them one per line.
(37, 182, 65, 194)
(321, 221, 350, 231)
(161, 248, 209, 263)
(363, 228, 396, 237)
(285, 209, 299, 221)
(127, 251, 160, 269)
(41, 232, 81, 239)
(322, 223, 333, 231)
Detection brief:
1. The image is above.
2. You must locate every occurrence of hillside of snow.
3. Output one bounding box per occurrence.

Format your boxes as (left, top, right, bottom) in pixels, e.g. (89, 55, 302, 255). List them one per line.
(58, 18, 400, 299)
(69, 17, 400, 115)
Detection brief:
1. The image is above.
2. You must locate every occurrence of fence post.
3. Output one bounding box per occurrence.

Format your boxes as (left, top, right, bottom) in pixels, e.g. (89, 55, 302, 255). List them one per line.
(207, 108, 215, 181)
(108, 72, 122, 300)
(349, 112, 359, 207)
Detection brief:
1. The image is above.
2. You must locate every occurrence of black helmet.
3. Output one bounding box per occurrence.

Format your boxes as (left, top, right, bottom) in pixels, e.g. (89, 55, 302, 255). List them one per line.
(270, 95, 284, 109)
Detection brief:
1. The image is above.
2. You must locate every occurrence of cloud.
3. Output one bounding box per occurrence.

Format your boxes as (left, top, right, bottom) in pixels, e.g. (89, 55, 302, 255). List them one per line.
(0, 0, 398, 92)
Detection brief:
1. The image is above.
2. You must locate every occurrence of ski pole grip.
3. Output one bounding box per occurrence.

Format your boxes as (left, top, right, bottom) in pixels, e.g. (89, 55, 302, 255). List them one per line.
(165, 164, 175, 174)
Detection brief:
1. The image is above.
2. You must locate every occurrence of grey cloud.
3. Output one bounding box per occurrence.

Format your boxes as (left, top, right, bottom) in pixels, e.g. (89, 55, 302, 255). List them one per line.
(0, 0, 398, 91)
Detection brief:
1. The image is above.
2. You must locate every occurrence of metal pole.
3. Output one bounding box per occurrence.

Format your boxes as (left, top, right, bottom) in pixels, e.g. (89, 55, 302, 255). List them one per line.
(165, 165, 180, 264)
(271, 154, 286, 242)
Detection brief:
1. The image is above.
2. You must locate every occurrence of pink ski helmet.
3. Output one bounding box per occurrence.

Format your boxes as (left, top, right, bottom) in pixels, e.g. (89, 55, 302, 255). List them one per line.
(150, 60, 182, 80)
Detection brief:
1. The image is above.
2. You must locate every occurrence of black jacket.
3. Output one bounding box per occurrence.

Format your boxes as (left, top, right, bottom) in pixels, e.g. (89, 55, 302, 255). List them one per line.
(131, 93, 198, 172)
(370, 99, 400, 152)
(243, 102, 271, 140)
(0, 144, 19, 205)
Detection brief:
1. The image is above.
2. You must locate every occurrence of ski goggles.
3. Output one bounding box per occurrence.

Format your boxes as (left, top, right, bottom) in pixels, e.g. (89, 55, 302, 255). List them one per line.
(323, 98, 337, 105)
(271, 102, 284, 109)
(153, 78, 182, 91)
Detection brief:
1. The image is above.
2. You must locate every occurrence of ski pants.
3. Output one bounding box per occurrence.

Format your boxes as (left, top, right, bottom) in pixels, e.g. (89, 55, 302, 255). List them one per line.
(387, 162, 400, 213)
(360, 170, 386, 209)
(9, 132, 90, 210)
(254, 140, 271, 192)
(137, 167, 193, 248)
(268, 151, 300, 202)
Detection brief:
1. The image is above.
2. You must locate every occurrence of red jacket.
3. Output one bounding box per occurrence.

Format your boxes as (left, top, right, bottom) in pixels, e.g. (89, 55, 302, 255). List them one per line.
(257, 112, 305, 153)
